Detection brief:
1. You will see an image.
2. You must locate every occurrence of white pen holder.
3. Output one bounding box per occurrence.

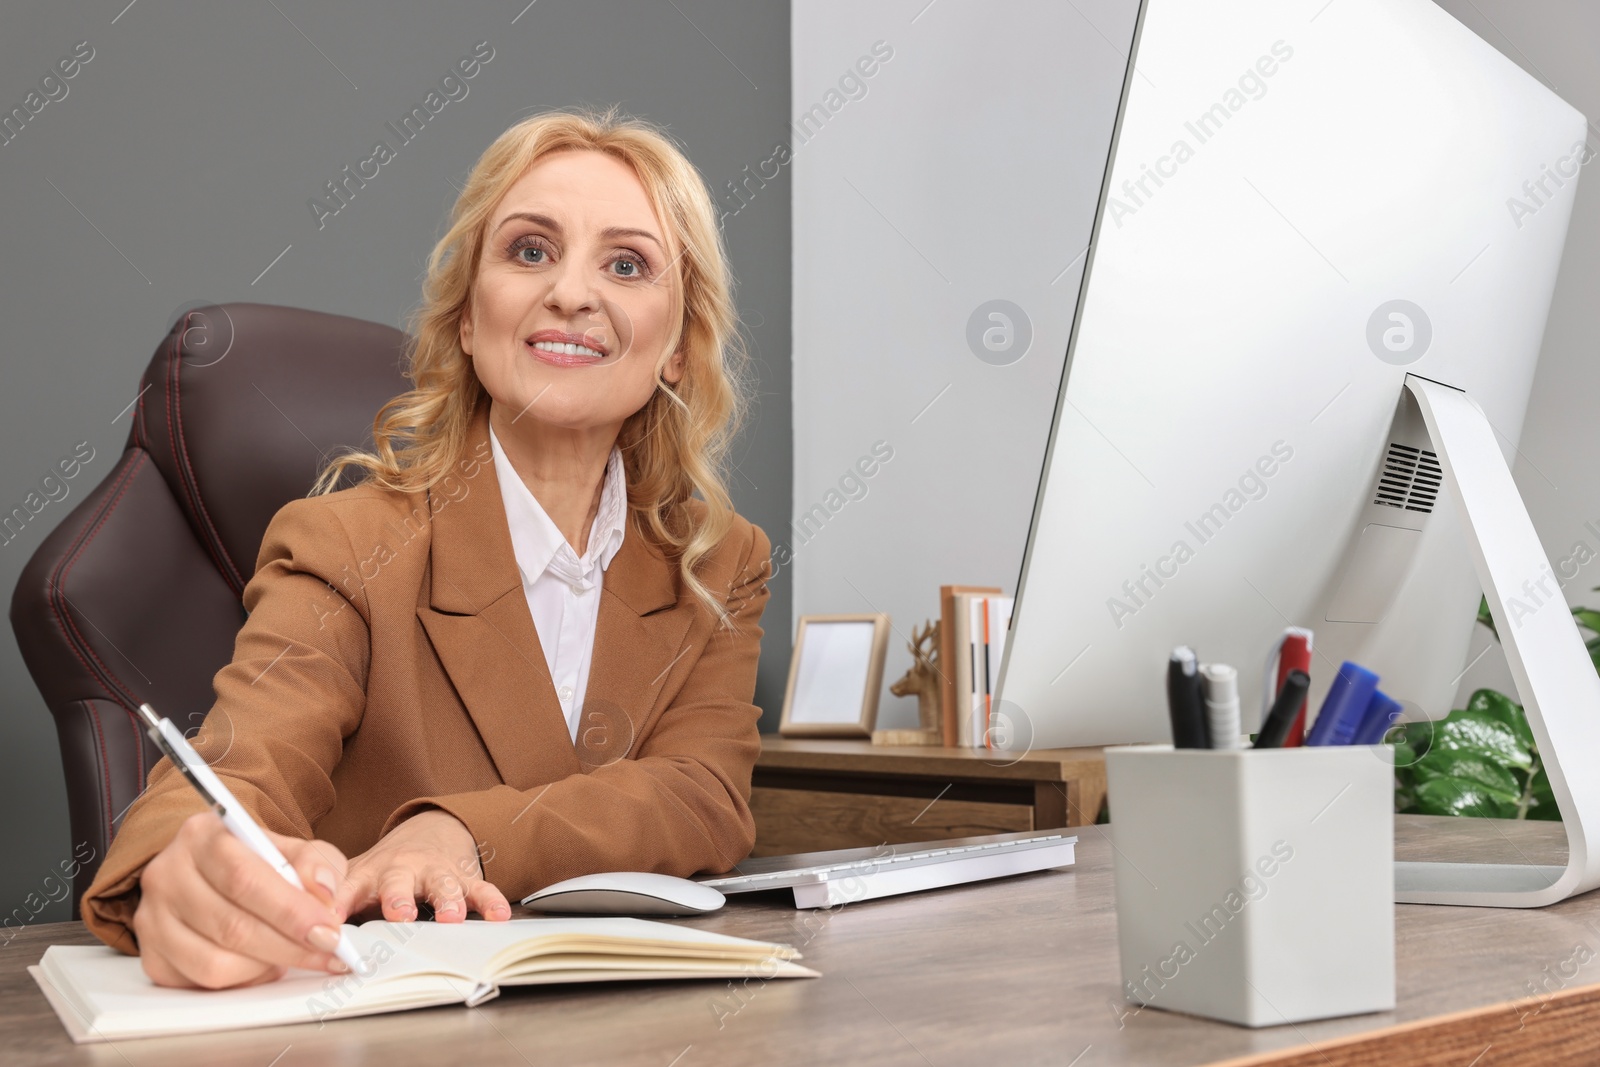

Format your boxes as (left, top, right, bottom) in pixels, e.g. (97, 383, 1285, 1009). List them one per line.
(1104, 743, 1394, 1028)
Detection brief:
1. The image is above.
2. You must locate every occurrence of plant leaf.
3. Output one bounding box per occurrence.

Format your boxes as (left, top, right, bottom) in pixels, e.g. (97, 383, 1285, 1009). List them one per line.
(1429, 710, 1533, 771)
(1412, 749, 1521, 802)
(1526, 763, 1560, 821)
(1414, 776, 1519, 818)
(1465, 688, 1534, 749)
(1402, 720, 1435, 758)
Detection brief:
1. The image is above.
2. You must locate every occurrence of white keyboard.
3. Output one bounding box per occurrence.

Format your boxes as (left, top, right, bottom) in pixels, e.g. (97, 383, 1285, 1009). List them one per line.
(696, 831, 1078, 909)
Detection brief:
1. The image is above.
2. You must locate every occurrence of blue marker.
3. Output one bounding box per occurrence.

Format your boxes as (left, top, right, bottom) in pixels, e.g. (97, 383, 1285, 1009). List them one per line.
(1352, 689, 1404, 746)
(1305, 661, 1380, 746)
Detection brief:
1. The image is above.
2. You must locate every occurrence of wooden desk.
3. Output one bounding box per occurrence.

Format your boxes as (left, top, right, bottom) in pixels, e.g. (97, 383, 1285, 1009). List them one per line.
(7, 817, 1600, 1066)
(751, 736, 1107, 855)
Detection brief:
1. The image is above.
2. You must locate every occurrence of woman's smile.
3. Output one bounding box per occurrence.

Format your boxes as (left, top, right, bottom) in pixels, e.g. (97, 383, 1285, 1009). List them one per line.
(526, 328, 609, 366)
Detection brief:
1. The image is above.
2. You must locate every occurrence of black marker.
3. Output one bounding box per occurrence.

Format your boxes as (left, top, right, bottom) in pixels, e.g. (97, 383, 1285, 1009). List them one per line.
(1253, 669, 1311, 749)
(1166, 646, 1209, 748)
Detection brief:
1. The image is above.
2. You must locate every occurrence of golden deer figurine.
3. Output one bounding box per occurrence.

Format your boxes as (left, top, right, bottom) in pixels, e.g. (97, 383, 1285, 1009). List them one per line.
(873, 619, 944, 746)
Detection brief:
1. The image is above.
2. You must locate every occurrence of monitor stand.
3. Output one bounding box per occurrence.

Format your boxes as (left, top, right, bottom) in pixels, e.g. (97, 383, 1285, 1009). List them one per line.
(1397, 375, 1600, 907)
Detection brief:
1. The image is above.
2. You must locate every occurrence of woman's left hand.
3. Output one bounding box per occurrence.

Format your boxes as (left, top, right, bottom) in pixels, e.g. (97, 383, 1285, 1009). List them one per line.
(334, 810, 513, 923)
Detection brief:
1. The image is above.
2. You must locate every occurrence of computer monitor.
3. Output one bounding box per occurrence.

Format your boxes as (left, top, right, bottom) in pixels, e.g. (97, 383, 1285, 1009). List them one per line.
(997, 0, 1599, 906)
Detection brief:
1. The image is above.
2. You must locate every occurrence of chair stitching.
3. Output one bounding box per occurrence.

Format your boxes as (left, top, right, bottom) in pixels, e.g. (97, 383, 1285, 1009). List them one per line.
(46, 456, 154, 849)
(128, 703, 145, 793)
(83, 699, 115, 852)
(48, 452, 149, 709)
(169, 314, 244, 592)
(42, 454, 144, 691)
(132, 374, 149, 451)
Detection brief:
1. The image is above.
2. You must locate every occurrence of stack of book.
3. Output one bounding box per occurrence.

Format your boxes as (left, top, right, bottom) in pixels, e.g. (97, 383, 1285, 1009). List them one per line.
(938, 585, 1015, 749)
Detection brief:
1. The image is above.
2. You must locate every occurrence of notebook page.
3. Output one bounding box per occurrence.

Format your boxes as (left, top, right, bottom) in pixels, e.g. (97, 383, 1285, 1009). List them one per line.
(377, 916, 800, 983)
(36, 936, 469, 1042)
(494, 956, 822, 987)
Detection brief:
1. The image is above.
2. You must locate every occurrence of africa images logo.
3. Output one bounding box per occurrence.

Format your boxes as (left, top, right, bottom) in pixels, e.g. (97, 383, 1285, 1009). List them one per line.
(1106, 441, 1293, 629)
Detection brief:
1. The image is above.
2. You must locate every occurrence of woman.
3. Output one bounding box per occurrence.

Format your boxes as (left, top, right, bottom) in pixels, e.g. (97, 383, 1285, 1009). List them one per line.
(79, 107, 774, 991)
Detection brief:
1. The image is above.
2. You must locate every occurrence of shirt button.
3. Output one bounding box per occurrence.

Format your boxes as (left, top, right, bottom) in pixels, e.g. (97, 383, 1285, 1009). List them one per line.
(558, 685, 574, 702)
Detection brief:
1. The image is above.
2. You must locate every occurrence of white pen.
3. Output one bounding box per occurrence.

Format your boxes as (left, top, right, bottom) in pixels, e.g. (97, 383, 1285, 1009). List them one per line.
(135, 703, 369, 978)
(1200, 663, 1245, 750)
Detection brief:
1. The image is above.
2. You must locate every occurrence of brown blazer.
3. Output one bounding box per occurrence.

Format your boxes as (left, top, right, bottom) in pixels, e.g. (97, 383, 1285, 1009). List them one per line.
(81, 397, 774, 954)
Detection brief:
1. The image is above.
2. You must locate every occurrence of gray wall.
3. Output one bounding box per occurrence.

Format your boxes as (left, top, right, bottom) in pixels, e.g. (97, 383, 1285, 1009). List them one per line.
(0, 0, 790, 927)
(791, 0, 1600, 731)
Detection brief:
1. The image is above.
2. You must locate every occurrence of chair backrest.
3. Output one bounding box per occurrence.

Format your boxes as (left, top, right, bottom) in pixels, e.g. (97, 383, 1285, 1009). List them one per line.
(10, 302, 409, 912)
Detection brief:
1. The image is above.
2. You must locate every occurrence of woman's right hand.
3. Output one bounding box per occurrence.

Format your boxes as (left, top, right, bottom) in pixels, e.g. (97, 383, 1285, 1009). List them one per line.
(131, 811, 353, 990)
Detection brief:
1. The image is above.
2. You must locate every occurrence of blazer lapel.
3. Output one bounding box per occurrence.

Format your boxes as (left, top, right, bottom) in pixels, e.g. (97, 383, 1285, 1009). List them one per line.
(578, 521, 698, 768)
(415, 399, 695, 788)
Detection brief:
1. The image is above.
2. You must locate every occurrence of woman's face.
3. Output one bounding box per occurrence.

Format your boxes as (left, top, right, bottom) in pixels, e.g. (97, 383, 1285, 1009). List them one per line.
(461, 148, 684, 435)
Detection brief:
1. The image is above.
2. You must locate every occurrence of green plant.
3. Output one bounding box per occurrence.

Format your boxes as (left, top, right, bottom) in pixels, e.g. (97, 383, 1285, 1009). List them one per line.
(1391, 592, 1600, 820)
(1392, 688, 1555, 818)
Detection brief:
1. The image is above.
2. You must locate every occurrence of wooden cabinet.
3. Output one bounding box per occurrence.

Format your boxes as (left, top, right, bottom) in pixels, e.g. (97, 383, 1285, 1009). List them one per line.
(750, 736, 1106, 856)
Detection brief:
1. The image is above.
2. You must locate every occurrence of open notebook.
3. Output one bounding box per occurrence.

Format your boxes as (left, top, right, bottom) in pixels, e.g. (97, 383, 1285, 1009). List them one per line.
(31, 916, 818, 1043)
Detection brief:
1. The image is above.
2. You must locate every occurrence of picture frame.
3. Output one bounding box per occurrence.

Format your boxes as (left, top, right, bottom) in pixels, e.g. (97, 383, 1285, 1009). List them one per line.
(778, 613, 891, 738)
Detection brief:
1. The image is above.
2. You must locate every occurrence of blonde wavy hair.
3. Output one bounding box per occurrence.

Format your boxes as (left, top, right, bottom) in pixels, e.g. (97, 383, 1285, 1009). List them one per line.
(310, 106, 752, 624)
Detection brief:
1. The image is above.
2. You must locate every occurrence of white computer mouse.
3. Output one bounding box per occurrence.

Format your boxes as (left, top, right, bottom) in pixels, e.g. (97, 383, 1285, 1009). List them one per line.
(520, 871, 727, 916)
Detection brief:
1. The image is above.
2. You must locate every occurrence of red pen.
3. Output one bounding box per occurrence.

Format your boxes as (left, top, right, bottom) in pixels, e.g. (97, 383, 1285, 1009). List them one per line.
(1272, 627, 1314, 746)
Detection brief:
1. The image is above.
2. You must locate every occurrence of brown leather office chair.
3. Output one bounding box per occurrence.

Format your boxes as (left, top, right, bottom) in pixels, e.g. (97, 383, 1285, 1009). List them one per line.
(10, 302, 410, 915)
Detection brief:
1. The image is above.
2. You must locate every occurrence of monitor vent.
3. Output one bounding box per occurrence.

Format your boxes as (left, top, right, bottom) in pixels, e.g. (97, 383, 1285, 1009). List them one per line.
(1374, 443, 1442, 513)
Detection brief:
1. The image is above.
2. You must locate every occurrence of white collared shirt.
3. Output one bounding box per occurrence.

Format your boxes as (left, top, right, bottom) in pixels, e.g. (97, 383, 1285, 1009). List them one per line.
(488, 424, 627, 742)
